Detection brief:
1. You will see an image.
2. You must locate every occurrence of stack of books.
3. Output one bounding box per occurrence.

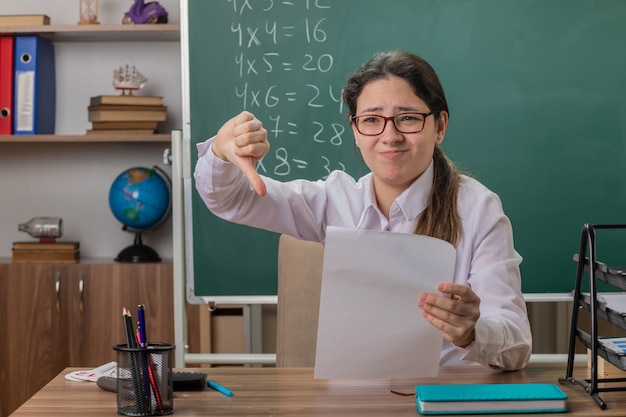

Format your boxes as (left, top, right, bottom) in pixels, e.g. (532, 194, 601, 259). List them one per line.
(12, 241, 80, 263)
(87, 94, 167, 135)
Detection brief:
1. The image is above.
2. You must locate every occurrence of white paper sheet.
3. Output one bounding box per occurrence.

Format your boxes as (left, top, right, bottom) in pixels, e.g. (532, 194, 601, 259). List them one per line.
(599, 293, 626, 313)
(314, 226, 456, 379)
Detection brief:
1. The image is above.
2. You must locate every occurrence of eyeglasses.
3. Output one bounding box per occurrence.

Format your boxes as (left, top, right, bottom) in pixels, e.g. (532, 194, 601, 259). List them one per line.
(351, 111, 436, 136)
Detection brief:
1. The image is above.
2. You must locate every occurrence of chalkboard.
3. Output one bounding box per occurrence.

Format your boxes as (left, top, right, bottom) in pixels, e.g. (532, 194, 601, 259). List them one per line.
(183, 0, 626, 298)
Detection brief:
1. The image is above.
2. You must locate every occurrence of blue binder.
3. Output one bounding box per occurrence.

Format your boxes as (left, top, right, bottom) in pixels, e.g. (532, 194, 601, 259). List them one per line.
(13, 36, 56, 135)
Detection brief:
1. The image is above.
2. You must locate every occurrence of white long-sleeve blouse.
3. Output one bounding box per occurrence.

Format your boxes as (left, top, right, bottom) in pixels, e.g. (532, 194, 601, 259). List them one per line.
(194, 137, 532, 371)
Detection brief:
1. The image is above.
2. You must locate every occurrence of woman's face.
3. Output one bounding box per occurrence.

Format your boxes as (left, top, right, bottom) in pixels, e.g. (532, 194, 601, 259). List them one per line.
(352, 76, 448, 193)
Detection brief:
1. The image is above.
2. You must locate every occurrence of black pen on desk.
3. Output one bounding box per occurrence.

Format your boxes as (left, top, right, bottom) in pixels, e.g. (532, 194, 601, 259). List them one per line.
(137, 304, 164, 411)
(207, 380, 234, 397)
(137, 304, 147, 348)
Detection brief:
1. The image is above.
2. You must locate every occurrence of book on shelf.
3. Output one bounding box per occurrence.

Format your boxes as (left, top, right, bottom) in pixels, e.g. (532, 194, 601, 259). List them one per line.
(13, 250, 79, 263)
(415, 383, 568, 415)
(88, 104, 167, 112)
(0, 14, 50, 26)
(92, 121, 159, 130)
(88, 105, 167, 122)
(90, 95, 163, 106)
(12, 241, 80, 263)
(86, 129, 156, 135)
(13, 241, 79, 251)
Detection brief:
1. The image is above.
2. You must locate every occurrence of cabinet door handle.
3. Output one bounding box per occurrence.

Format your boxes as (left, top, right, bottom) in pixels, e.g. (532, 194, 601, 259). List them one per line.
(78, 271, 85, 315)
(55, 271, 62, 314)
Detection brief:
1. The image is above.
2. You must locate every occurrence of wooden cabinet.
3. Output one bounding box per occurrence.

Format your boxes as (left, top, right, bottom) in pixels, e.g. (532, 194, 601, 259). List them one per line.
(0, 263, 75, 417)
(75, 263, 174, 366)
(0, 261, 173, 417)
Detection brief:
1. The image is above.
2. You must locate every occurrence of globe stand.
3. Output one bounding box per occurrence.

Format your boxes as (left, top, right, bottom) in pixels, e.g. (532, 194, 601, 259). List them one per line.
(115, 231, 161, 263)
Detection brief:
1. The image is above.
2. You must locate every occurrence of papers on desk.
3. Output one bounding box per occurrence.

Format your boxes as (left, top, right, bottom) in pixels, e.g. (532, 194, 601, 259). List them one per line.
(415, 383, 568, 415)
(598, 293, 626, 313)
(314, 227, 455, 379)
(601, 336, 626, 355)
(580, 292, 626, 316)
(65, 362, 117, 382)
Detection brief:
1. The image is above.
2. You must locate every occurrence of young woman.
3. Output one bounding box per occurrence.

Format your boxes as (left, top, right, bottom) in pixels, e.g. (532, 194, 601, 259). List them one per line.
(194, 51, 532, 371)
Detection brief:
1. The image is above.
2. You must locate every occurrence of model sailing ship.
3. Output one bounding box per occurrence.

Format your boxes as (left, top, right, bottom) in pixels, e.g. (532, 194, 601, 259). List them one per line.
(113, 65, 148, 94)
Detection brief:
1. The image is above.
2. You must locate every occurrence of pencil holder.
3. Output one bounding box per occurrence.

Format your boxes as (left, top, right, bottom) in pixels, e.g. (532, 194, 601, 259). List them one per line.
(113, 343, 175, 416)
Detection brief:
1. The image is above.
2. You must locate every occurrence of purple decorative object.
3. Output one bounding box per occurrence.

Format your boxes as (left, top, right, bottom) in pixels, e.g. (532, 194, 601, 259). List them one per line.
(123, 0, 168, 24)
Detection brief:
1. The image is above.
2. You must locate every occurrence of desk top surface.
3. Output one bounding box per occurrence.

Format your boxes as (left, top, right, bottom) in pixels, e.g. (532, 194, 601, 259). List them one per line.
(12, 363, 626, 416)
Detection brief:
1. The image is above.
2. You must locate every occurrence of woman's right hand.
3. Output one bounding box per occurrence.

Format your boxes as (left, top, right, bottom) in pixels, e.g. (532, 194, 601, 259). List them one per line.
(212, 111, 270, 196)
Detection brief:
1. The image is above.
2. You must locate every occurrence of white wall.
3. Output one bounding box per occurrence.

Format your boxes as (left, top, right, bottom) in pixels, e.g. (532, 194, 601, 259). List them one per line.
(1, 0, 181, 260)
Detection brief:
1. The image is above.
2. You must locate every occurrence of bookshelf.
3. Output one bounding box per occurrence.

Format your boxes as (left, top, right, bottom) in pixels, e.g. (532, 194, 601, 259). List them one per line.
(0, 24, 181, 416)
(0, 23, 180, 42)
(0, 24, 180, 143)
(0, 21, 179, 263)
(0, 133, 171, 143)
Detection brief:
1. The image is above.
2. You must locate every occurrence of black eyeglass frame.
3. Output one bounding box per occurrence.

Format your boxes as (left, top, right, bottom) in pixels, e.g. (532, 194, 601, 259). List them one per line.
(350, 111, 437, 136)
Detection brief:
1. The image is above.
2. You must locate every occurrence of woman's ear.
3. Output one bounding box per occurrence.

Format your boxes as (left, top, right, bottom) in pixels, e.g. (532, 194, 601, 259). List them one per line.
(351, 121, 361, 147)
(435, 110, 449, 144)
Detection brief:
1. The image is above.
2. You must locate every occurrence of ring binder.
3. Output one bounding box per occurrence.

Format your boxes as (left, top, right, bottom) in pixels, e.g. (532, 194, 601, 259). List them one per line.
(0, 36, 14, 134)
(13, 35, 56, 135)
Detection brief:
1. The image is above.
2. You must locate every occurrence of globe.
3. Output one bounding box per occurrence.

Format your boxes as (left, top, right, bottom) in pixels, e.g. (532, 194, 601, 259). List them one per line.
(108, 166, 171, 262)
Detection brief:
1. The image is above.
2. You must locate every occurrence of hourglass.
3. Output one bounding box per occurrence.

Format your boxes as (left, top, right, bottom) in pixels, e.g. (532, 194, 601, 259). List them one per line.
(78, 0, 100, 25)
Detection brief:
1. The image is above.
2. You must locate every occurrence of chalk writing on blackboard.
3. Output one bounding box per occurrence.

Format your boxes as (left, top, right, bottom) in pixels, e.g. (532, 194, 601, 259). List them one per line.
(225, 0, 349, 180)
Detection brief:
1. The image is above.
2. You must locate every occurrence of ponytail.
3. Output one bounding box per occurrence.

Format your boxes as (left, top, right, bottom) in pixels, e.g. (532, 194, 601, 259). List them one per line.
(414, 146, 461, 246)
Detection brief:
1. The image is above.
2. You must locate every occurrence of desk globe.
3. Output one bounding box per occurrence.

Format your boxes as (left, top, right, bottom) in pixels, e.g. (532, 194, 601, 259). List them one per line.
(108, 166, 171, 262)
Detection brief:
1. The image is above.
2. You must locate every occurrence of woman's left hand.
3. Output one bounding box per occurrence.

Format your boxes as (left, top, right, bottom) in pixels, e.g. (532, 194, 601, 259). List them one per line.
(418, 283, 481, 348)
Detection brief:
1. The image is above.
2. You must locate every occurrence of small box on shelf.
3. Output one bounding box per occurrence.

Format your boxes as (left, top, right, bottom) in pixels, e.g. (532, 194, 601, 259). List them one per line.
(12, 241, 80, 263)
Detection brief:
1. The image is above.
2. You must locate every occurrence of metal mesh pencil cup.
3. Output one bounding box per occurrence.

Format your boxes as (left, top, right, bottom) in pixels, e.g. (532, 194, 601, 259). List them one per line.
(113, 343, 175, 416)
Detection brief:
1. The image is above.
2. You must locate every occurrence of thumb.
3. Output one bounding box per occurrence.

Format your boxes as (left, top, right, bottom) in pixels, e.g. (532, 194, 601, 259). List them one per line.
(233, 155, 267, 197)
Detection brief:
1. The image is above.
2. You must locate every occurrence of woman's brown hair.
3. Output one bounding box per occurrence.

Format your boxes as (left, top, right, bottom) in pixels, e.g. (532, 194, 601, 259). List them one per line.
(343, 51, 461, 246)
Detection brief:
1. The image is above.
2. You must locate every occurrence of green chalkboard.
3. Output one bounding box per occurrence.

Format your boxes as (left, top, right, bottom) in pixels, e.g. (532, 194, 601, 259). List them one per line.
(184, 0, 626, 298)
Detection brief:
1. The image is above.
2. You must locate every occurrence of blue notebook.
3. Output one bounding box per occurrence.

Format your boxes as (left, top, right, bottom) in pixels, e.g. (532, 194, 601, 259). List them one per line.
(415, 383, 567, 415)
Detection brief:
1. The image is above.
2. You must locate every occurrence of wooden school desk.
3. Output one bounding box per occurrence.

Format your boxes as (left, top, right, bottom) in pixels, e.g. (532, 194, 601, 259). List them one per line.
(12, 363, 626, 416)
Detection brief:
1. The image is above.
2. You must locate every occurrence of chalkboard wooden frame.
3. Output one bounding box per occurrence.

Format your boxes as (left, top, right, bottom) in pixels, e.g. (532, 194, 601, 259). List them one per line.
(182, 0, 626, 301)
